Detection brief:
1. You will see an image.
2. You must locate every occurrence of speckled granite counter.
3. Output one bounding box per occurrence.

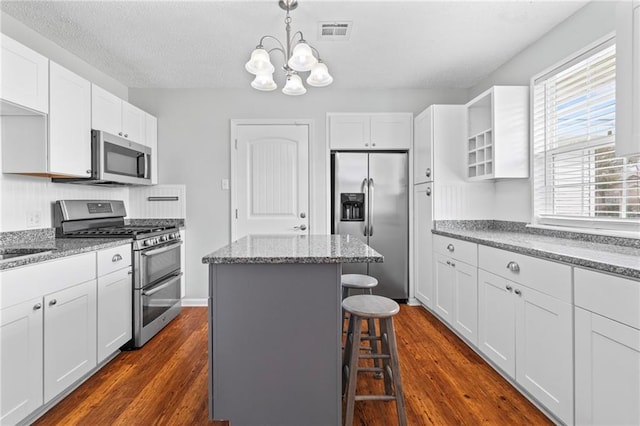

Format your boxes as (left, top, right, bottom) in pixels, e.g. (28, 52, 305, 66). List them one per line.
(204, 234, 381, 425)
(202, 234, 383, 264)
(433, 221, 640, 279)
(0, 237, 132, 271)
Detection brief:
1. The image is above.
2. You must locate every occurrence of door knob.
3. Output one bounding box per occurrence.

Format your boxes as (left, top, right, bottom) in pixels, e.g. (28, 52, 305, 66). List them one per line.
(294, 224, 307, 231)
(300, 212, 306, 218)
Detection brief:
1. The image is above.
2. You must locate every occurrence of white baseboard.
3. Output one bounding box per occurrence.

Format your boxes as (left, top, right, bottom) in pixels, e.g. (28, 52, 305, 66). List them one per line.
(181, 298, 208, 307)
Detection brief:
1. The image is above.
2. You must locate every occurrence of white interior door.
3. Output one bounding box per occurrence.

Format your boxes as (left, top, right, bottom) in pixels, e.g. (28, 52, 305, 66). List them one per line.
(233, 123, 309, 240)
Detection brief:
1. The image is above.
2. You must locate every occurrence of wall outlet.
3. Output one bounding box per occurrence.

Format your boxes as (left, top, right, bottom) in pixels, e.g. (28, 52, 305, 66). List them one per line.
(221, 179, 230, 191)
(26, 210, 42, 228)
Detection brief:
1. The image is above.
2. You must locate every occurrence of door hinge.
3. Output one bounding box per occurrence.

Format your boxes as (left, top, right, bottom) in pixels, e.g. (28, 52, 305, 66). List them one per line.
(235, 209, 238, 219)
(235, 139, 238, 149)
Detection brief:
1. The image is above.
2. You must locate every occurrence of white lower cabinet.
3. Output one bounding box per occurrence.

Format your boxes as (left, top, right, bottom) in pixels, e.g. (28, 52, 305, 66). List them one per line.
(478, 246, 573, 425)
(432, 235, 478, 346)
(0, 297, 44, 425)
(414, 183, 433, 307)
(0, 246, 133, 424)
(574, 268, 640, 425)
(97, 243, 132, 363)
(43, 280, 97, 403)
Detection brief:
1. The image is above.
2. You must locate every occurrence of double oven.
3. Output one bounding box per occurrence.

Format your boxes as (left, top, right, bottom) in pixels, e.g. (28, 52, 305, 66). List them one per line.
(133, 232, 182, 347)
(55, 199, 182, 348)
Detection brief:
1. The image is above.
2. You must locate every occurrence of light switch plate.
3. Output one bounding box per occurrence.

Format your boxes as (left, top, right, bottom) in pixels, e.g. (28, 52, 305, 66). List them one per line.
(26, 210, 41, 228)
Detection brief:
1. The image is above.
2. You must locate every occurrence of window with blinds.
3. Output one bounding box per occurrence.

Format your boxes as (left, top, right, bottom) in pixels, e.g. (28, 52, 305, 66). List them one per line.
(532, 39, 640, 230)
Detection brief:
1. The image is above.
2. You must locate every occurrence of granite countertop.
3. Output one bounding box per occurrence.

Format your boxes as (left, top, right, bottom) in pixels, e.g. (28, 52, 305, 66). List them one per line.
(202, 234, 383, 264)
(0, 237, 133, 271)
(432, 227, 640, 279)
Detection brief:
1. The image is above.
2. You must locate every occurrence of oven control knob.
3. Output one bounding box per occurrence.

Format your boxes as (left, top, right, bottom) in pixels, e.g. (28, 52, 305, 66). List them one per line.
(144, 239, 152, 247)
(161, 235, 168, 242)
(174, 232, 180, 240)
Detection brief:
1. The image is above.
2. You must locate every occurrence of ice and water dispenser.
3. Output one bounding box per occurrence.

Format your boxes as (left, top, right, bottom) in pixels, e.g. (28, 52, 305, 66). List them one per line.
(340, 193, 365, 221)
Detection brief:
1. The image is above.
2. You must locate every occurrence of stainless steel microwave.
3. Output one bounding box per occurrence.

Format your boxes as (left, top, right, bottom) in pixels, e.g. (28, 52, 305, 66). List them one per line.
(54, 130, 152, 186)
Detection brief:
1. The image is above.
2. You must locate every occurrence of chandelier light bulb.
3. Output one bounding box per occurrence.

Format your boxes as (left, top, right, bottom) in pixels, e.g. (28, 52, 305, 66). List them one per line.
(251, 71, 277, 91)
(306, 62, 333, 87)
(287, 42, 318, 72)
(282, 74, 307, 96)
(245, 48, 275, 75)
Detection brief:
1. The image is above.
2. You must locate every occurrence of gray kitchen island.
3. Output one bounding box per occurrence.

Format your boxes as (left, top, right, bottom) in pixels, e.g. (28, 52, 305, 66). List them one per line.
(202, 234, 383, 426)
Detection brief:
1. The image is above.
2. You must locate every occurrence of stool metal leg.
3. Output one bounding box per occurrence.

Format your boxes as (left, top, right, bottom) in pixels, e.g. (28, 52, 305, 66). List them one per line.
(344, 313, 362, 426)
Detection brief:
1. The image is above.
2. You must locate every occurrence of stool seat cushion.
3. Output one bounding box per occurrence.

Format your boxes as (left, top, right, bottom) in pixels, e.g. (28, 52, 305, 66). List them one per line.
(342, 295, 400, 318)
(341, 274, 378, 289)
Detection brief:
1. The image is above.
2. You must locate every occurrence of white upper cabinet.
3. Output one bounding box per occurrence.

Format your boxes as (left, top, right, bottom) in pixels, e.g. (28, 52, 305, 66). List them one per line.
(91, 83, 122, 136)
(413, 108, 433, 184)
(615, 1, 640, 157)
(146, 113, 159, 184)
(0, 34, 49, 114)
(2, 61, 91, 177)
(49, 62, 92, 177)
(328, 113, 412, 150)
(92, 84, 147, 145)
(466, 86, 529, 180)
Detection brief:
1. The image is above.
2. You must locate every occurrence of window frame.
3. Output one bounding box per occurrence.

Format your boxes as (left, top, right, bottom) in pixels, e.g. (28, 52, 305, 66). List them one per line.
(529, 33, 640, 235)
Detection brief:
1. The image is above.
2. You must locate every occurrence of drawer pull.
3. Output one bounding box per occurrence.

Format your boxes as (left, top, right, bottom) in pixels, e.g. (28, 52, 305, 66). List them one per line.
(506, 285, 513, 292)
(33, 303, 42, 310)
(446, 244, 454, 252)
(506, 261, 520, 273)
(446, 260, 451, 266)
(49, 299, 57, 306)
(514, 289, 522, 296)
(112, 254, 123, 262)
(450, 262, 456, 267)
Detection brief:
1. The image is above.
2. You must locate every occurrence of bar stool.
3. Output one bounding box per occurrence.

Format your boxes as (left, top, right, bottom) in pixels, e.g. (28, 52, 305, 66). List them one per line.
(341, 274, 381, 377)
(341, 274, 378, 332)
(342, 295, 406, 426)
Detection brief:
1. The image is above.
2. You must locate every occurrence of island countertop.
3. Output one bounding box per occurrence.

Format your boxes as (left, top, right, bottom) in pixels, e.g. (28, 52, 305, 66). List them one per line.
(202, 234, 383, 264)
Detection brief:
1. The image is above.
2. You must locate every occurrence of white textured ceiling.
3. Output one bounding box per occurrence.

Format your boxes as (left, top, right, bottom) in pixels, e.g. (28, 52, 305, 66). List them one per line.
(0, 0, 589, 90)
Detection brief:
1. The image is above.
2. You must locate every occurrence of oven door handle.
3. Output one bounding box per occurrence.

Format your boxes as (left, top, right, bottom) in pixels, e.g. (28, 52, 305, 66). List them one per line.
(142, 272, 183, 296)
(141, 240, 183, 257)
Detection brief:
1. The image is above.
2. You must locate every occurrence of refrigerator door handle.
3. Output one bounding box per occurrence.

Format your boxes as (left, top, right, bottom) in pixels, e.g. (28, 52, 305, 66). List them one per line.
(369, 178, 374, 236)
(362, 178, 369, 237)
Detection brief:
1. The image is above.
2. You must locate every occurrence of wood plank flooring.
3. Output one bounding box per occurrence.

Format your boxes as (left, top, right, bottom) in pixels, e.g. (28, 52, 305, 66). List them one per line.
(35, 306, 551, 425)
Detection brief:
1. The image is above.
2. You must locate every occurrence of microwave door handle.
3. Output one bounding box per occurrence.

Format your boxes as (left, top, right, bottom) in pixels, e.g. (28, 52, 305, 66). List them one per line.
(141, 240, 183, 256)
(144, 153, 150, 179)
(142, 272, 183, 296)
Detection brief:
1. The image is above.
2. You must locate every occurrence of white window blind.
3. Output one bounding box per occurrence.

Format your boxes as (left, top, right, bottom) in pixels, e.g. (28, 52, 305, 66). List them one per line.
(533, 40, 640, 230)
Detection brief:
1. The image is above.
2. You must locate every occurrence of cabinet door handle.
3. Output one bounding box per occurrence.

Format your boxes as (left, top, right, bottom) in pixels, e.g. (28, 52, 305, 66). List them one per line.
(446, 244, 454, 252)
(49, 299, 57, 306)
(514, 289, 522, 296)
(426, 168, 431, 178)
(450, 262, 456, 267)
(506, 261, 520, 273)
(112, 254, 123, 262)
(124, 134, 129, 138)
(86, 169, 92, 175)
(446, 260, 451, 265)
(118, 132, 123, 136)
(506, 285, 513, 292)
(426, 187, 431, 196)
(33, 303, 42, 310)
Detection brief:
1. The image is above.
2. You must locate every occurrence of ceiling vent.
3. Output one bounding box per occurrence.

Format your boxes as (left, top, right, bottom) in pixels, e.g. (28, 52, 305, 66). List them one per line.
(318, 21, 352, 41)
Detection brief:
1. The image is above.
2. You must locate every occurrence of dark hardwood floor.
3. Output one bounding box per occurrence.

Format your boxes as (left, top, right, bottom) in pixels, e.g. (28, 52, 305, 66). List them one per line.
(35, 306, 551, 425)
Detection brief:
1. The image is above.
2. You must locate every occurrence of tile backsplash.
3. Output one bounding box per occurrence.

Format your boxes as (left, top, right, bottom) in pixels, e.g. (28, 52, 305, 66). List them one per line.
(0, 172, 186, 231)
(0, 174, 128, 231)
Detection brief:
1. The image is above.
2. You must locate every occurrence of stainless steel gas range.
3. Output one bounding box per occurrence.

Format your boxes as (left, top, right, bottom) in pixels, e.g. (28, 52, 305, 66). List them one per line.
(54, 200, 182, 348)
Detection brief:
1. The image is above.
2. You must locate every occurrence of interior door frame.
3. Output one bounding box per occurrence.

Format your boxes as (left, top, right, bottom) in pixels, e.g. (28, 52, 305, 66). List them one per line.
(230, 119, 315, 242)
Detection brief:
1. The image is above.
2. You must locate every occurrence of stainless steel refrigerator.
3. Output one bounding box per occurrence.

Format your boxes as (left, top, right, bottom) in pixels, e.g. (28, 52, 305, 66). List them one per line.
(331, 152, 408, 300)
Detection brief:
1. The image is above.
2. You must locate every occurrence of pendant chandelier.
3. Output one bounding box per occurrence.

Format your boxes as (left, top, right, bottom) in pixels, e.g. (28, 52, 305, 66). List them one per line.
(245, 0, 333, 96)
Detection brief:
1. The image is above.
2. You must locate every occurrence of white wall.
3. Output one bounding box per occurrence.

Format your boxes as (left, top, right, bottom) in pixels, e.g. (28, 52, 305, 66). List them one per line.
(468, 1, 617, 222)
(128, 88, 468, 299)
(0, 13, 132, 231)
